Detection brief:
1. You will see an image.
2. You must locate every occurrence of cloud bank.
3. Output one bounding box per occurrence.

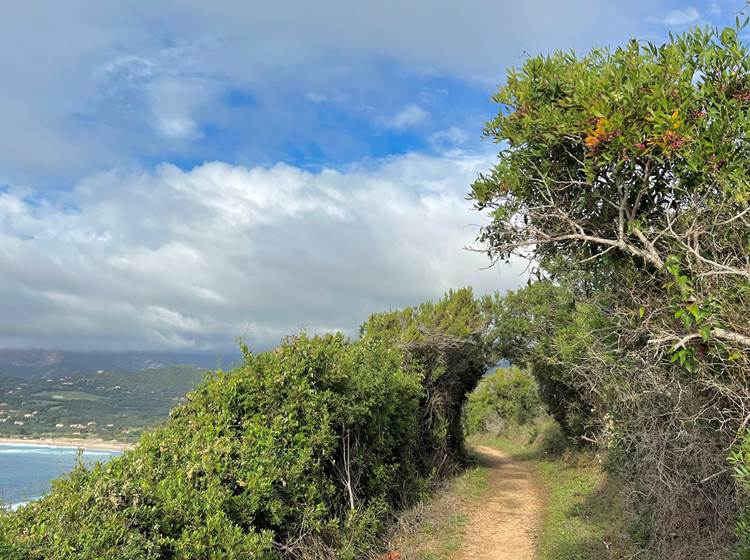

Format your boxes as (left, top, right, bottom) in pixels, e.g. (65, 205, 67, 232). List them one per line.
(0, 1, 730, 352)
(0, 152, 526, 351)
(0, 0, 680, 187)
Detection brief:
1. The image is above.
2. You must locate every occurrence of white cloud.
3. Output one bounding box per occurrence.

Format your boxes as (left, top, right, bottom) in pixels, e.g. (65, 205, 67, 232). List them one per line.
(650, 7, 701, 26)
(379, 105, 430, 129)
(305, 92, 348, 104)
(155, 116, 200, 140)
(429, 127, 471, 150)
(306, 92, 329, 103)
(98, 51, 216, 141)
(0, 151, 526, 351)
(0, 1, 669, 184)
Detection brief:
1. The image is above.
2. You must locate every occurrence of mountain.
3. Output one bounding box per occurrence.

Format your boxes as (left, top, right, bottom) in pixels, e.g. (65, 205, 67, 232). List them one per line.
(0, 350, 241, 380)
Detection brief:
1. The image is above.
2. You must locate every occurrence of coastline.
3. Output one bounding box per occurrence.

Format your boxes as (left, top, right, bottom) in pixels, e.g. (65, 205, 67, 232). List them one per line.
(0, 436, 133, 452)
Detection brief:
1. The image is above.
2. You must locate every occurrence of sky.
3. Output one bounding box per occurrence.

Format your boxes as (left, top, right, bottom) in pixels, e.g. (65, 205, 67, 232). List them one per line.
(0, 1, 743, 351)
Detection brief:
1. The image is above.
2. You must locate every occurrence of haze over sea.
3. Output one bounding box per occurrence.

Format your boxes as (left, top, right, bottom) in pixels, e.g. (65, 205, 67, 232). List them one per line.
(0, 444, 119, 508)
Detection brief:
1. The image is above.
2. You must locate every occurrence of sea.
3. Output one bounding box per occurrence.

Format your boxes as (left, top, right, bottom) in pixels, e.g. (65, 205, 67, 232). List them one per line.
(0, 443, 120, 509)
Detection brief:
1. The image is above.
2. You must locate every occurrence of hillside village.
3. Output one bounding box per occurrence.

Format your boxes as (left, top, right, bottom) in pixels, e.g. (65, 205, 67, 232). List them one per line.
(0, 367, 205, 440)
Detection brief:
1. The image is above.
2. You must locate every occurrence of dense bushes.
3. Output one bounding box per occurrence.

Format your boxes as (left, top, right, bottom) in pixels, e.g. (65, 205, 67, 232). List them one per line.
(481, 283, 599, 441)
(471, 26, 750, 559)
(0, 290, 489, 559)
(1, 335, 411, 558)
(464, 366, 541, 435)
(361, 287, 489, 470)
(731, 433, 750, 555)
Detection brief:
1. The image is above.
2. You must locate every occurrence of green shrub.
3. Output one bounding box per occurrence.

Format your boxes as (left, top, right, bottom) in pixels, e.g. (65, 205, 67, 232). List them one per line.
(0, 334, 424, 559)
(361, 287, 490, 470)
(481, 283, 598, 441)
(0, 289, 489, 559)
(464, 366, 541, 435)
(730, 432, 750, 558)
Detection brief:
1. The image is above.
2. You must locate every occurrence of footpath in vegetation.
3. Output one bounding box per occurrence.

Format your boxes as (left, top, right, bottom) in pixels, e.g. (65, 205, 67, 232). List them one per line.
(391, 422, 639, 560)
(480, 433, 640, 560)
(456, 445, 539, 560)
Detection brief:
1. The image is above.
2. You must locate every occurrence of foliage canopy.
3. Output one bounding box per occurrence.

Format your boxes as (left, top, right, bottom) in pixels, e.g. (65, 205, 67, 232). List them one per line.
(472, 25, 750, 559)
(464, 366, 541, 435)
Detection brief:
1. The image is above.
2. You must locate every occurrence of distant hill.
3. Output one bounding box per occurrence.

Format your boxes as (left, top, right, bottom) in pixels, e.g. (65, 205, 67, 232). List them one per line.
(0, 350, 241, 380)
(0, 366, 211, 440)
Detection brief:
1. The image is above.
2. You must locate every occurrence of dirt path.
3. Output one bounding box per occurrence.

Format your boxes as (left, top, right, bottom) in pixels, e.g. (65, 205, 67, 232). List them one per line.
(457, 445, 542, 560)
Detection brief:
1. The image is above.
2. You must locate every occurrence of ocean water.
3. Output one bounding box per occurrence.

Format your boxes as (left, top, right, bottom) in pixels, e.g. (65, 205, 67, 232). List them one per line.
(0, 443, 120, 509)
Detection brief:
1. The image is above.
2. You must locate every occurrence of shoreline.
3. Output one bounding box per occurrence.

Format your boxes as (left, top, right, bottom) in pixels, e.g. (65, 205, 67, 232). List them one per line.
(0, 436, 133, 452)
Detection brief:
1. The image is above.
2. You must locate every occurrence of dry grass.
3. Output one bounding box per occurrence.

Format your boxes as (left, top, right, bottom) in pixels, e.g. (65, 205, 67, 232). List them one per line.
(472, 423, 647, 560)
(376, 463, 490, 559)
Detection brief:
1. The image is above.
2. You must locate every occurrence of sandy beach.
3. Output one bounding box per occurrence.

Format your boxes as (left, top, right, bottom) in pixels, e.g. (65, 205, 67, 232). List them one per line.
(0, 436, 133, 452)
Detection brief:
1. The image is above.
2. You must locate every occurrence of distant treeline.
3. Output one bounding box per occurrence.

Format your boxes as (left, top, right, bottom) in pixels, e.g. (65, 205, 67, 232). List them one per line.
(0, 350, 241, 381)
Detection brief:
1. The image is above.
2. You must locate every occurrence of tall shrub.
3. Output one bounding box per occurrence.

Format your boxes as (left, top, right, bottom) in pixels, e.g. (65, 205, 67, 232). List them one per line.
(361, 287, 490, 470)
(471, 26, 750, 558)
(0, 290, 490, 559)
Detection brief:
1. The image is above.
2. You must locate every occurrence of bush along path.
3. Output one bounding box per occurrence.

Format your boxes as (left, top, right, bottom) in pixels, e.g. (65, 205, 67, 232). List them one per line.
(456, 445, 540, 560)
(0, 289, 491, 560)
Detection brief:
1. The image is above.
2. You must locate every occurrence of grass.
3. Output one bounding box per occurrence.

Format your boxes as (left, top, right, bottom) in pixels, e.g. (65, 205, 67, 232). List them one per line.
(381, 463, 490, 559)
(381, 421, 642, 560)
(473, 423, 642, 560)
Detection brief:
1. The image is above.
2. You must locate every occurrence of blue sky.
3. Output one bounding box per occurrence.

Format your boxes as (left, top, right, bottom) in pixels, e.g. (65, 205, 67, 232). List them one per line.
(0, 1, 743, 351)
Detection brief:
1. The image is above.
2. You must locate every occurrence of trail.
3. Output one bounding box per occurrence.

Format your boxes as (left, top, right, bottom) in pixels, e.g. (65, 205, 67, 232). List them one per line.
(457, 445, 541, 560)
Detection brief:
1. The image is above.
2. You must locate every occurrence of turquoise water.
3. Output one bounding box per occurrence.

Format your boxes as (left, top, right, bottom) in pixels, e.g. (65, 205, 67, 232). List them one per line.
(0, 443, 120, 508)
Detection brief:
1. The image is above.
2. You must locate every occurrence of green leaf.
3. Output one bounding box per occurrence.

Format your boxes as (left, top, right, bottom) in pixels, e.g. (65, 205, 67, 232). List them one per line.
(698, 325, 711, 341)
(721, 27, 738, 46)
(688, 303, 699, 320)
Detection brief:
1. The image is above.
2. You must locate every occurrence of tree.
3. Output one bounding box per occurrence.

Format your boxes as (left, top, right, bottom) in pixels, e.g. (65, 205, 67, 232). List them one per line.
(481, 283, 599, 440)
(471, 26, 750, 558)
(361, 287, 491, 470)
(472, 26, 750, 355)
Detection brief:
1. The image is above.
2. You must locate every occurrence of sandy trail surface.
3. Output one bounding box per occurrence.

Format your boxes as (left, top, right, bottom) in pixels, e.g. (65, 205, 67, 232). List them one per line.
(457, 445, 541, 559)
